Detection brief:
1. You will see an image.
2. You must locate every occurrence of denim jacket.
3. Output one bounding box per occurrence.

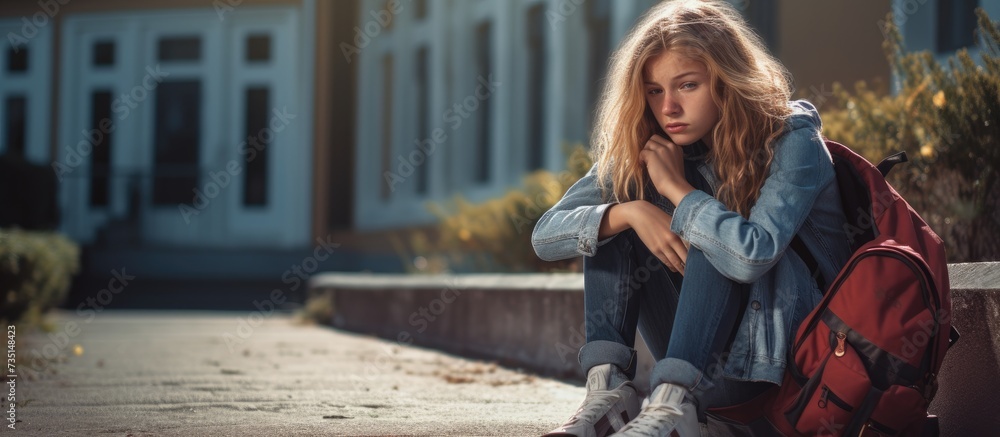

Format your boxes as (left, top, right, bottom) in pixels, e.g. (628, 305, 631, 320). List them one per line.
(532, 100, 852, 384)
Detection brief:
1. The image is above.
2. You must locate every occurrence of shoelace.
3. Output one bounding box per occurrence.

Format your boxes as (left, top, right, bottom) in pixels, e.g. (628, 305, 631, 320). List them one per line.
(565, 391, 618, 425)
(616, 403, 682, 435)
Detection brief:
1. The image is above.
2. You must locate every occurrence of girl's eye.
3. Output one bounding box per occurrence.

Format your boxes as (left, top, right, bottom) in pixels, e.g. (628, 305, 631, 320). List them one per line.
(646, 89, 662, 95)
(680, 82, 697, 90)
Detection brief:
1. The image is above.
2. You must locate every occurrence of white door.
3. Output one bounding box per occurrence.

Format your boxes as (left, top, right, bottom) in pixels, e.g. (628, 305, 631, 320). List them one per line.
(57, 18, 137, 241)
(137, 15, 227, 246)
(220, 11, 308, 247)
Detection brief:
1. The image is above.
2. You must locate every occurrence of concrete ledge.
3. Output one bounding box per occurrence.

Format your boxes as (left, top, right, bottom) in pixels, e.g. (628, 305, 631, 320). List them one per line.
(932, 263, 1000, 435)
(314, 273, 587, 379)
(311, 262, 1000, 436)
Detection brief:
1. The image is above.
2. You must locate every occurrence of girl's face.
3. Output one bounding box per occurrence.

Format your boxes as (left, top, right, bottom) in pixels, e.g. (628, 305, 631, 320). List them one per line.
(643, 51, 720, 147)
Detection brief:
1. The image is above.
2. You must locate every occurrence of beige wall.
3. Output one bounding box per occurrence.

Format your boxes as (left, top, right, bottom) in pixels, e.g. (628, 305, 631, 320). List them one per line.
(776, 0, 892, 101)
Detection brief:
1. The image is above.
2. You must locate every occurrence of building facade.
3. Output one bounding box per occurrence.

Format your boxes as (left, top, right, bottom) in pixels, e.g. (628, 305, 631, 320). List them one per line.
(0, 0, 989, 279)
(3, 1, 313, 250)
(893, 0, 996, 64)
(0, 0, 336, 282)
(350, 0, 658, 230)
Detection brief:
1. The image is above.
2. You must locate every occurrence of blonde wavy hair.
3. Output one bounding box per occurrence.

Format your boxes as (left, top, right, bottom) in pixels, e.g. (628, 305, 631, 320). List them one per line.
(591, 0, 794, 217)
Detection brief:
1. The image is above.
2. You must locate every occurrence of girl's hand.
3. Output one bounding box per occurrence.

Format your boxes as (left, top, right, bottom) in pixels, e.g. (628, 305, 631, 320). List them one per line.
(627, 201, 689, 275)
(639, 135, 696, 206)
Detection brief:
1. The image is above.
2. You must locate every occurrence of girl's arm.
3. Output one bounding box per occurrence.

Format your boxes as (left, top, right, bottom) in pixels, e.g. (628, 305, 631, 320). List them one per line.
(531, 164, 615, 261)
(600, 202, 688, 274)
(669, 124, 834, 283)
(532, 163, 689, 273)
(597, 203, 631, 239)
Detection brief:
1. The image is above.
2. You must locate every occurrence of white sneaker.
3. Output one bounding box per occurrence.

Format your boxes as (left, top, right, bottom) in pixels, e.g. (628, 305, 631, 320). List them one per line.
(610, 383, 699, 437)
(543, 364, 641, 437)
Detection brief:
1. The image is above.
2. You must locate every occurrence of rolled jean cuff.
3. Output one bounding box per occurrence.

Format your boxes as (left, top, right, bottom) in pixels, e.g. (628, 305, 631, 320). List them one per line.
(650, 357, 715, 395)
(578, 340, 637, 379)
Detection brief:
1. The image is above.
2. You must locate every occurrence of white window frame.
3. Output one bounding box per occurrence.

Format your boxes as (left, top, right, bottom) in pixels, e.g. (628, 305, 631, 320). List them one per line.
(0, 18, 54, 165)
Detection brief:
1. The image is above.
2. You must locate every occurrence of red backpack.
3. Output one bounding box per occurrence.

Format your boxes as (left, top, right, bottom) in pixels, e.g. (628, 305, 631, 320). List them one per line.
(711, 140, 959, 436)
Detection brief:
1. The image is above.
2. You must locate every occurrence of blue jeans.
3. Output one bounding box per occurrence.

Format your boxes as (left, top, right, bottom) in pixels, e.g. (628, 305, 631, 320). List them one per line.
(578, 232, 771, 411)
(578, 160, 772, 414)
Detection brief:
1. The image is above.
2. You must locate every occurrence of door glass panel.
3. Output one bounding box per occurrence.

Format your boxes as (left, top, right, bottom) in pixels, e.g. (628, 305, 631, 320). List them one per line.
(246, 34, 271, 63)
(3, 95, 26, 156)
(936, 0, 978, 52)
(414, 0, 427, 19)
(415, 46, 429, 194)
(380, 53, 394, 199)
(6, 46, 27, 72)
(89, 90, 113, 207)
(243, 87, 270, 206)
(586, 0, 611, 131)
(152, 81, 201, 205)
(158, 37, 202, 62)
(526, 5, 547, 170)
(474, 21, 492, 183)
(93, 40, 115, 67)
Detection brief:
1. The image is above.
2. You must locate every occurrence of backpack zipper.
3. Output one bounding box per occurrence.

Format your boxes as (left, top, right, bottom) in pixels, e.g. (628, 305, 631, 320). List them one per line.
(818, 385, 854, 412)
(834, 331, 847, 357)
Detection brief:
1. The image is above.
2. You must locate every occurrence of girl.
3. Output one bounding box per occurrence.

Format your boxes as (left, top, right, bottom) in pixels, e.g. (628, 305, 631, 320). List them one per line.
(532, 1, 852, 436)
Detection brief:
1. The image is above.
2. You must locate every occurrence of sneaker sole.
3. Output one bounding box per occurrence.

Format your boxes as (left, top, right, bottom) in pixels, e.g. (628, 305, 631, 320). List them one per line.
(543, 389, 638, 437)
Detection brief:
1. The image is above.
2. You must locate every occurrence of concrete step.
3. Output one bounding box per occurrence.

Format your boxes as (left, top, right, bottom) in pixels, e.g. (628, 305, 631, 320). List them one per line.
(310, 262, 1000, 437)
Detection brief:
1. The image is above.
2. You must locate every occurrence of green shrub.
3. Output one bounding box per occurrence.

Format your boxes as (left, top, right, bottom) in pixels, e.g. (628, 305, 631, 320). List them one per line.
(398, 145, 592, 273)
(298, 289, 335, 325)
(821, 9, 999, 262)
(0, 229, 80, 325)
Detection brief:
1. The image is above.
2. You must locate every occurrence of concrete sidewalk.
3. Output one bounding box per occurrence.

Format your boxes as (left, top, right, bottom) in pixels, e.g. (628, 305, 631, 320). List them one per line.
(11, 310, 583, 436)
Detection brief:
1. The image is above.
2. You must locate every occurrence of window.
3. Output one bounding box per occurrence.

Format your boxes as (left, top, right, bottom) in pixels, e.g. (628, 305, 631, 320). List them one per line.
(158, 36, 202, 62)
(742, 0, 777, 53)
(474, 21, 492, 183)
(380, 53, 394, 199)
(3, 96, 27, 156)
(243, 87, 270, 206)
(246, 34, 271, 63)
(415, 47, 430, 194)
(7, 46, 28, 72)
(382, 0, 396, 31)
(526, 5, 548, 171)
(414, 0, 428, 20)
(152, 81, 201, 205)
(89, 91, 113, 207)
(936, 0, 978, 52)
(93, 41, 115, 67)
(587, 0, 611, 130)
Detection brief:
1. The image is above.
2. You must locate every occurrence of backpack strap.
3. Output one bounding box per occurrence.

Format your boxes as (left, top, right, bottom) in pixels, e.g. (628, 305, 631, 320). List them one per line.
(791, 235, 827, 292)
(845, 386, 885, 436)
